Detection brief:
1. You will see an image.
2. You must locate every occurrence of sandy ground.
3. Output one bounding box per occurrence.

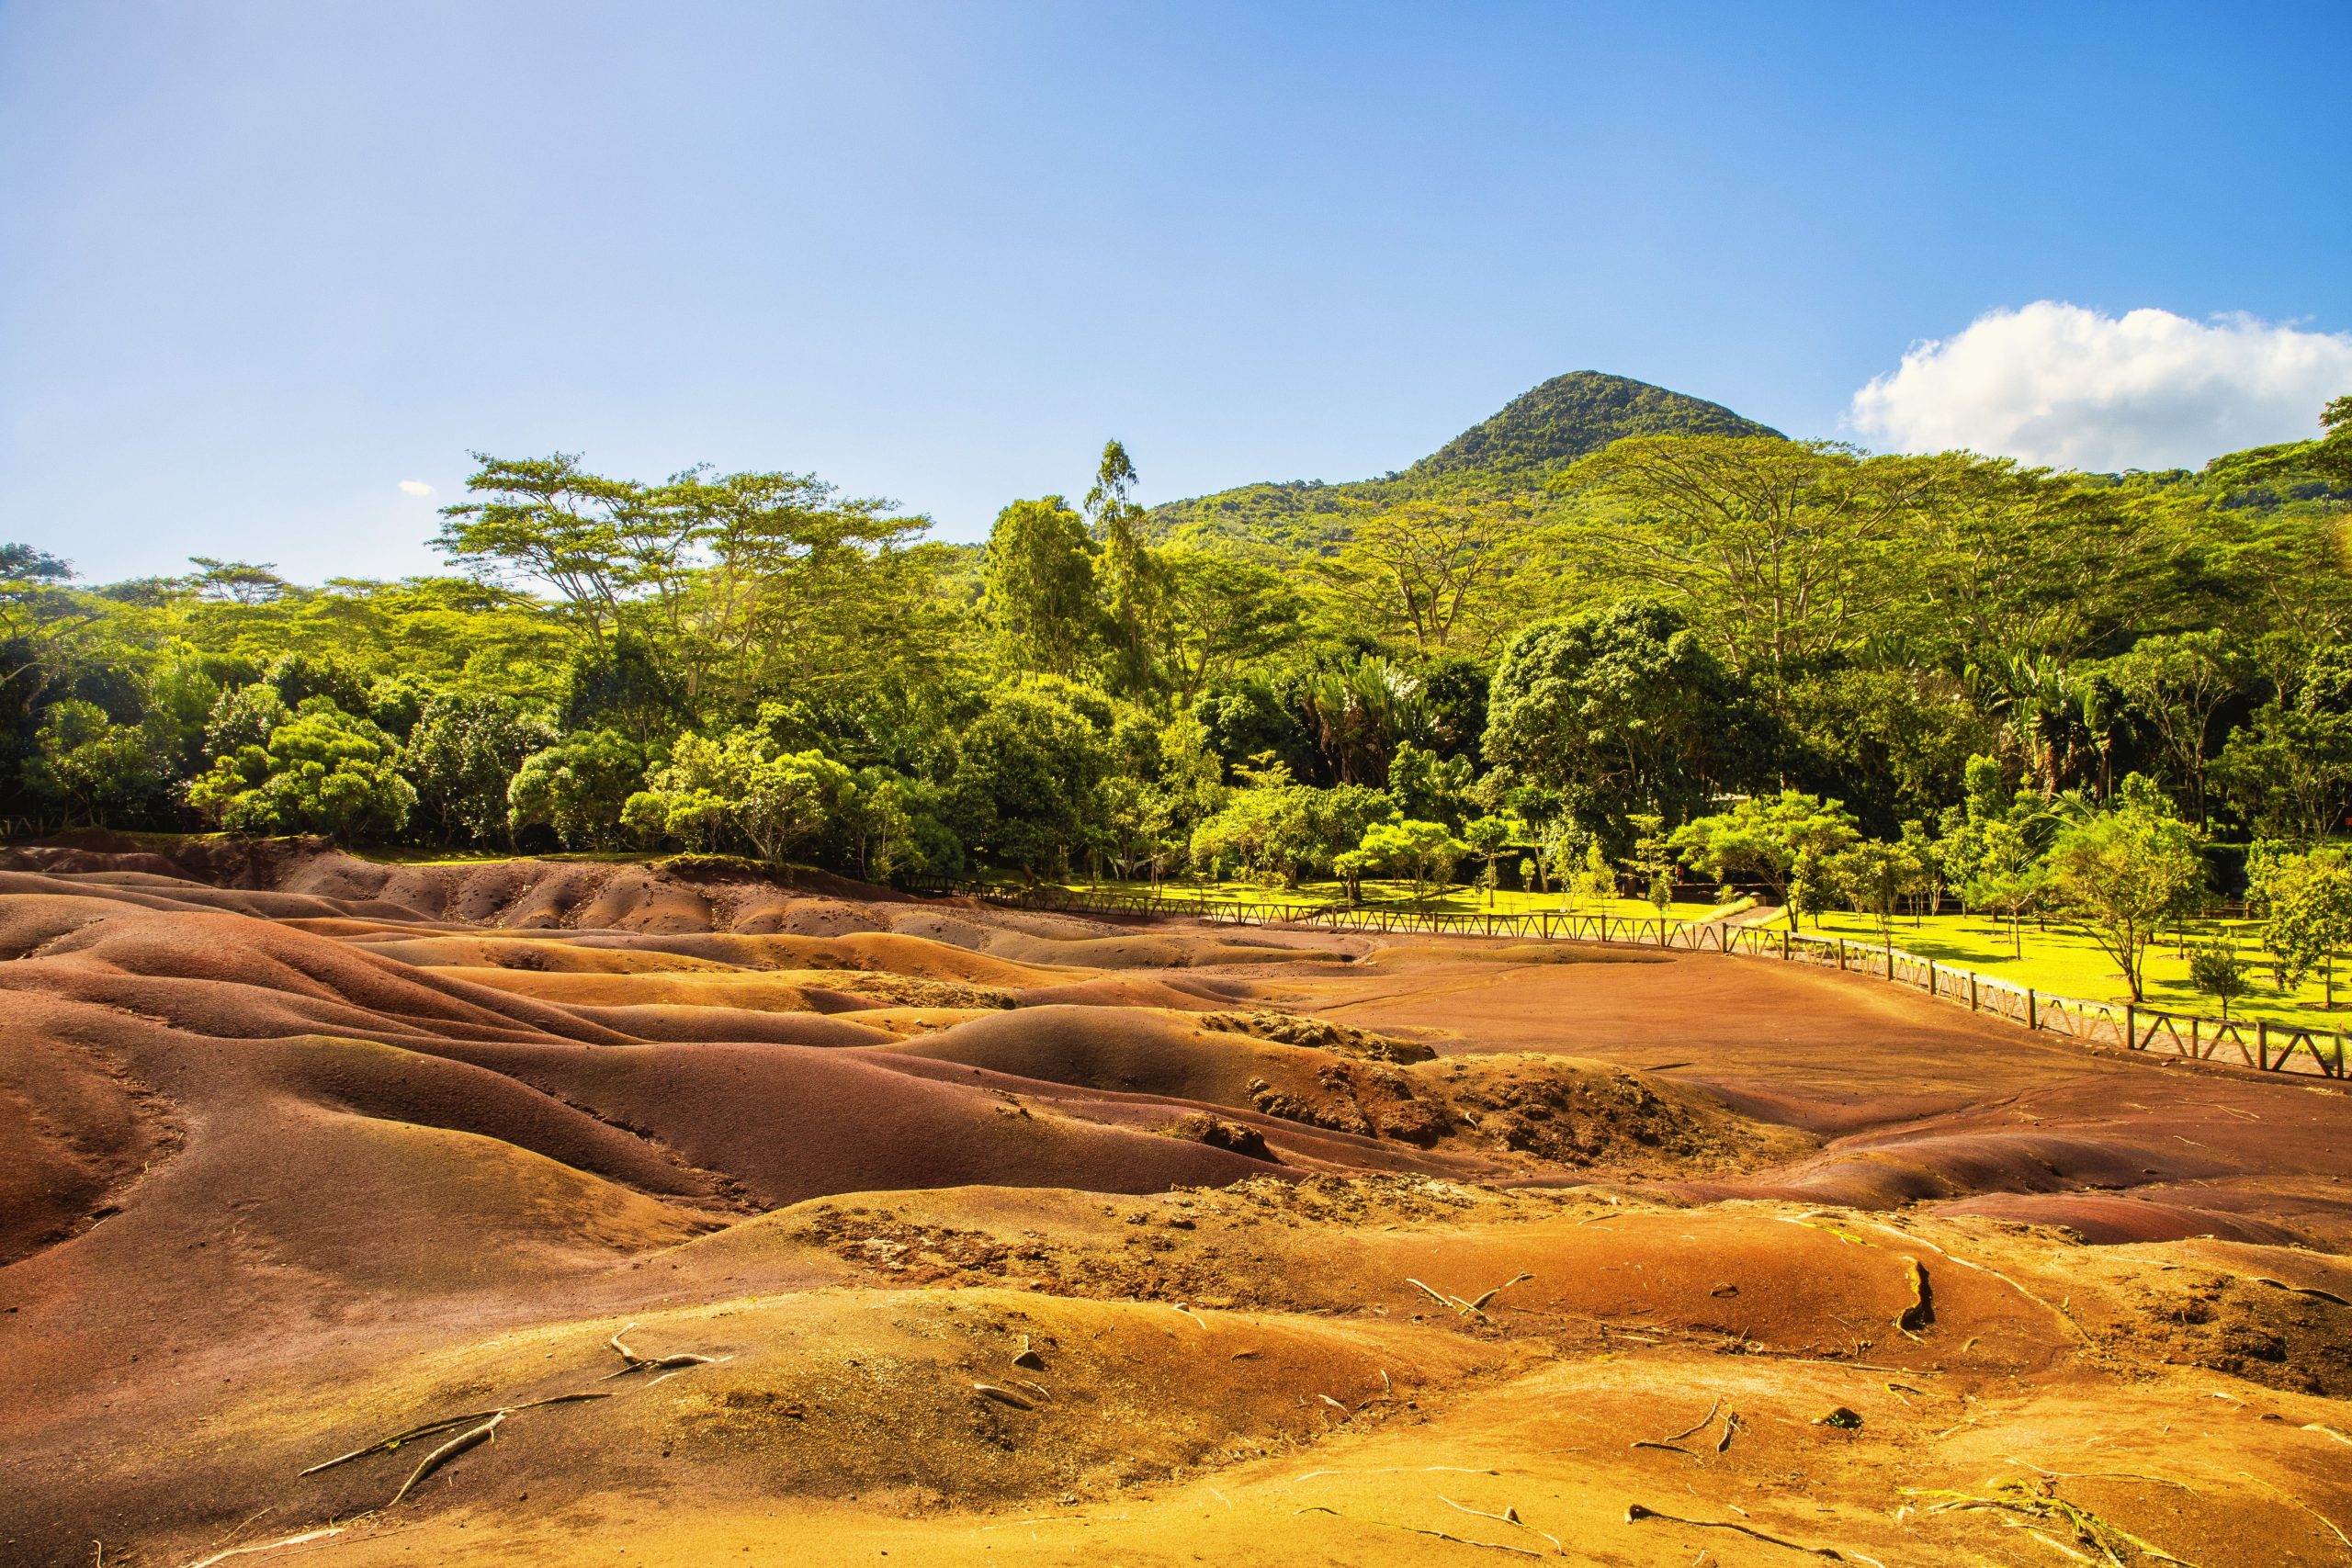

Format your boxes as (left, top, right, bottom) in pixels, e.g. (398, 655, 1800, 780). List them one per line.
(2, 840, 2349, 1567)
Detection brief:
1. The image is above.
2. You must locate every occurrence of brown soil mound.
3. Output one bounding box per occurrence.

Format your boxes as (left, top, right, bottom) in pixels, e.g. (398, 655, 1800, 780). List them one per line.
(6, 840, 2352, 1567)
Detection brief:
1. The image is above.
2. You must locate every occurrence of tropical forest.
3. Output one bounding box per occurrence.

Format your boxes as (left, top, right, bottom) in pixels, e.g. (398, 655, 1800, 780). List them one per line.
(7, 371, 2350, 1023)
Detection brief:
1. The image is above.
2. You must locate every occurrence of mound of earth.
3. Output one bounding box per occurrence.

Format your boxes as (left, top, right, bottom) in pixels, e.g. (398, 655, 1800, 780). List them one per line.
(3, 838, 2350, 1567)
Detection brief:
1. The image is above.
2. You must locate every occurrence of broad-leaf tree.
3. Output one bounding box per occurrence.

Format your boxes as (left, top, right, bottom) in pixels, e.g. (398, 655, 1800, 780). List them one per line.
(982, 498, 1100, 679)
(1668, 790, 1861, 930)
(1484, 601, 1769, 841)
(2043, 778, 2207, 1003)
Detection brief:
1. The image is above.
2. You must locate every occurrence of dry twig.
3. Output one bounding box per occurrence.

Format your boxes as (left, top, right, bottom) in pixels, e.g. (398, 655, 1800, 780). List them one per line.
(2235, 1469, 2352, 1558)
(1439, 1495, 1564, 1553)
(176, 1528, 347, 1568)
(1624, 1503, 1847, 1558)
(1295, 1505, 1544, 1557)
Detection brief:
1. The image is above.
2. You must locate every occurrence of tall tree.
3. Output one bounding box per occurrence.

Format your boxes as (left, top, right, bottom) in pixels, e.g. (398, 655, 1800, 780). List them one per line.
(0, 544, 96, 735)
(2044, 779, 2207, 1003)
(1316, 498, 1530, 654)
(1483, 600, 1770, 840)
(1897, 456, 2168, 671)
(1085, 441, 1165, 698)
(644, 466, 944, 710)
(982, 497, 1100, 678)
(1555, 436, 1932, 682)
(435, 454, 679, 649)
(2254, 847, 2352, 1010)
(2104, 631, 2250, 826)
(1155, 550, 1299, 705)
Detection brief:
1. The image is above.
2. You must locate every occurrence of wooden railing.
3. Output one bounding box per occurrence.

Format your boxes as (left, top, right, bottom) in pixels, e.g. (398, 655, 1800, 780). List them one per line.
(915, 881, 2348, 1081)
(1736, 926, 2346, 1079)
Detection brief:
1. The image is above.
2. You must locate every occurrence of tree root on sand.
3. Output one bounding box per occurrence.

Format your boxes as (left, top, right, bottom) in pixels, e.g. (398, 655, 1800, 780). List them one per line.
(605, 1323, 728, 1380)
(1906, 1478, 2201, 1565)
(1295, 1504, 1552, 1556)
(1407, 1271, 1534, 1321)
(175, 1526, 347, 1568)
(1624, 1502, 1849, 1559)
(300, 1392, 609, 1479)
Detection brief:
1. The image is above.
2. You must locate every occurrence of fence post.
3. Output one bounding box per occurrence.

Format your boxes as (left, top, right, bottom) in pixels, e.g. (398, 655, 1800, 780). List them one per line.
(1968, 972, 1978, 1011)
(1927, 963, 1936, 998)
(1781, 929, 1792, 961)
(2124, 1004, 2135, 1050)
(2257, 1019, 2269, 1070)
(2026, 987, 2037, 1031)
(1837, 938, 1847, 972)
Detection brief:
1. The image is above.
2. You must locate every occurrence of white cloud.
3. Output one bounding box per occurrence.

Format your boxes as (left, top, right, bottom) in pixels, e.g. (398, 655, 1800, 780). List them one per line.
(1848, 301, 2352, 471)
(397, 479, 435, 498)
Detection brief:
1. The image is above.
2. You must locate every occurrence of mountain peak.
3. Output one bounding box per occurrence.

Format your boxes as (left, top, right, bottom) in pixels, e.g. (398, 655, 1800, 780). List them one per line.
(1145, 369, 1784, 552)
(1406, 370, 1783, 484)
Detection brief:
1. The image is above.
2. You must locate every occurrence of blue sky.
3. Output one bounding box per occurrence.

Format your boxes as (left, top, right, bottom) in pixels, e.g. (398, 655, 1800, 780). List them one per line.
(3, 2, 2347, 583)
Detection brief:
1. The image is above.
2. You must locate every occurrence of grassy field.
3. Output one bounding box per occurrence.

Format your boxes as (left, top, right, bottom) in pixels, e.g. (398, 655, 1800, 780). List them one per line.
(1016, 875, 2346, 1034)
(331, 851, 2352, 1036)
(1805, 908, 2345, 1033)
(1005, 875, 1726, 923)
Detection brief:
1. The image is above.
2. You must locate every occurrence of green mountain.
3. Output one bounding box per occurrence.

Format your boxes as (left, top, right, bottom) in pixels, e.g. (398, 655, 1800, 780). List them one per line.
(1148, 371, 1781, 552)
(1406, 370, 1781, 485)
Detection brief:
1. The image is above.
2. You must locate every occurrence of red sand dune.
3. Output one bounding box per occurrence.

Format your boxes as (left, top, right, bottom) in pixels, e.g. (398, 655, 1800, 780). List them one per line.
(3, 840, 2349, 1567)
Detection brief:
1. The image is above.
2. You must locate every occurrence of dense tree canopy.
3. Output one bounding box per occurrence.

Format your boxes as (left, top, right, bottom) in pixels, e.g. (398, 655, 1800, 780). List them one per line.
(5, 390, 2348, 942)
(1482, 600, 1766, 839)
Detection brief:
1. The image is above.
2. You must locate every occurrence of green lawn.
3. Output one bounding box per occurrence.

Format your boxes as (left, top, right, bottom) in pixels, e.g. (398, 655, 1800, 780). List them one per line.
(1001, 875, 1726, 924)
(1804, 909, 2346, 1034)
(1014, 875, 2346, 1034)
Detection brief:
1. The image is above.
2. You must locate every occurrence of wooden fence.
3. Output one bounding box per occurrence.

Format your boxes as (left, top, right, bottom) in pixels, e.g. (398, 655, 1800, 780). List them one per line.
(919, 881, 2348, 1082)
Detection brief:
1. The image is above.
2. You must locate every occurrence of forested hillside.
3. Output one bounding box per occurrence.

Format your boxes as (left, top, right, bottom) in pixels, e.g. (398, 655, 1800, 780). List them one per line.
(5, 378, 2349, 982)
(1407, 369, 1781, 483)
(1145, 370, 1777, 552)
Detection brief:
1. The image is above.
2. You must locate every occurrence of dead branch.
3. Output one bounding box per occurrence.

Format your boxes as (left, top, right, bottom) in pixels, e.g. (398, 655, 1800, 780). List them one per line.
(605, 1322, 724, 1378)
(1295, 1505, 1544, 1557)
(175, 1527, 347, 1568)
(1467, 1272, 1535, 1311)
(2247, 1277, 2351, 1307)
(1624, 1503, 1846, 1558)
(300, 1412, 503, 1476)
(1406, 1277, 1454, 1308)
(2235, 1469, 2352, 1557)
(1439, 1495, 1564, 1554)
(1651, 1396, 1723, 1445)
(388, 1412, 505, 1507)
(1907, 1481, 2199, 1566)
(300, 1392, 609, 1476)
